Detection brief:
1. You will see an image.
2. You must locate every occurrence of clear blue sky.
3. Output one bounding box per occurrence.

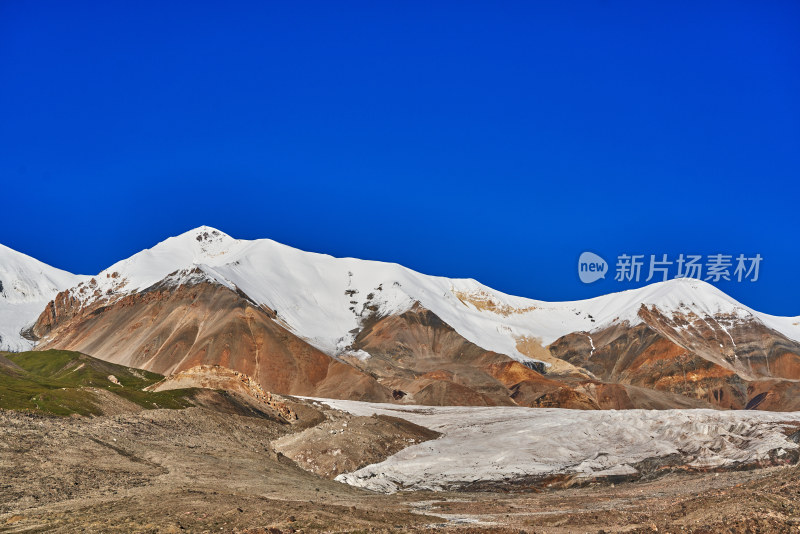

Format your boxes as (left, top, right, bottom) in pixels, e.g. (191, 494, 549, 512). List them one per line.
(1, 1, 798, 314)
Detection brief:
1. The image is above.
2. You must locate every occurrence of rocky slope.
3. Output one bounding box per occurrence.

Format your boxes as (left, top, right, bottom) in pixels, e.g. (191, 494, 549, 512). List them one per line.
(33, 269, 393, 402)
(549, 300, 800, 410)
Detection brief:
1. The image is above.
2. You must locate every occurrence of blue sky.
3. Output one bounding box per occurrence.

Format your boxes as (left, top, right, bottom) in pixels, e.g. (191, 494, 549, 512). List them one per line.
(1, 1, 798, 314)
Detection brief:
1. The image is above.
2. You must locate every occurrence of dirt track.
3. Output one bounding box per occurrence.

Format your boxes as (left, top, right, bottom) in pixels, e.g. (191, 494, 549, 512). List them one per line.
(2, 404, 800, 533)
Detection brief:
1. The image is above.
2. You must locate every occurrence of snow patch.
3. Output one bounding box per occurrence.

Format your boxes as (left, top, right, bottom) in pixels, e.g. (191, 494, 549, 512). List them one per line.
(311, 398, 800, 493)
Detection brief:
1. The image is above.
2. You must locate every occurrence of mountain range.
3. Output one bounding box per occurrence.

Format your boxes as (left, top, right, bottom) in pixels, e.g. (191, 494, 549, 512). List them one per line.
(3, 226, 799, 410)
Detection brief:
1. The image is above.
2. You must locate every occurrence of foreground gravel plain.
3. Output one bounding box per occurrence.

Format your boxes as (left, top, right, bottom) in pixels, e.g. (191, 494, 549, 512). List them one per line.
(3, 397, 800, 533)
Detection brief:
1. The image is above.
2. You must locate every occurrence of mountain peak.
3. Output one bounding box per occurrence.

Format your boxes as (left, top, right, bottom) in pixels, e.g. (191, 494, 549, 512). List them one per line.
(631, 277, 742, 314)
(180, 225, 232, 241)
(147, 226, 239, 263)
(178, 226, 237, 259)
(170, 226, 236, 253)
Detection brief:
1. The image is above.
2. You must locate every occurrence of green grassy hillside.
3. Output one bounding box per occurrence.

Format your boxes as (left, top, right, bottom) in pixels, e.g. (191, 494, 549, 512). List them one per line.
(0, 349, 195, 416)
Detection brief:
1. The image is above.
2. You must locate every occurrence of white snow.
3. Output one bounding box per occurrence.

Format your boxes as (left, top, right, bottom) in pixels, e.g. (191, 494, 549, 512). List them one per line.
(51, 226, 800, 363)
(311, 398, 800, 493)
(0, 244, 86, 351)
(340, 349, 372, 361)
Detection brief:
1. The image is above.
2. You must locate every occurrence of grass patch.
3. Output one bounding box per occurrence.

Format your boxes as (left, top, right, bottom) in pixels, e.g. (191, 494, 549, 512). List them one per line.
(0, 349, 196, 416)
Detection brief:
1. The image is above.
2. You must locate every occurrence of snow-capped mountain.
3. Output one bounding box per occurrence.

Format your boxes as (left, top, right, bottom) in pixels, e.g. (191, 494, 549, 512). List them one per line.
(5, 226, 800, 410)
(35, 227, 799, 357)
(33, 226, 800, 361)
(0, 243, 86, 351)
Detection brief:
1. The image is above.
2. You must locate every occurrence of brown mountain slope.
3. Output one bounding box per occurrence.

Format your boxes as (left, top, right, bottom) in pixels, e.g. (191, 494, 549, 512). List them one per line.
(32, 270, 392, 402)
(548, 305, 800, 410)
(345, 304, 719, 410)
(550, 323, 747, 409)
(340, 304, 607, 409)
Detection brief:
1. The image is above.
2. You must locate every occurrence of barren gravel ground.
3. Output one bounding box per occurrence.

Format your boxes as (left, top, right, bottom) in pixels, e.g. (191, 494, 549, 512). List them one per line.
(2, 405, 800, 533)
